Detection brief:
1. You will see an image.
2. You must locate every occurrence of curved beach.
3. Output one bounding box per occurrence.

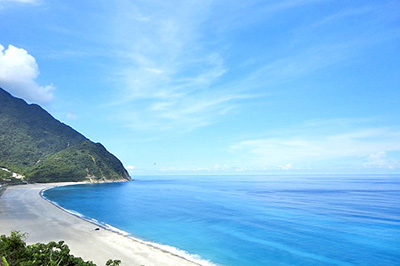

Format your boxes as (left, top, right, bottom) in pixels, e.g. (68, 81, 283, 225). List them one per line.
(0, 183, 200, 266)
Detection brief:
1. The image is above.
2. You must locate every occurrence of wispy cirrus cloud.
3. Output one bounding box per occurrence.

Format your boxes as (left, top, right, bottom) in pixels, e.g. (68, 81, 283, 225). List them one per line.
(0, 0, 40, 11)
(0, 0, 40, 4)
(117, 91, 251, 132)
(239, 43, 355, 90)
(209, 0, 324, 33)
(103, 0, 239, 131)
(0, 0, 37, 2)
(101, 0, 398, 133)
(309, 6, 374, 28)
(103, 0, 334, 132)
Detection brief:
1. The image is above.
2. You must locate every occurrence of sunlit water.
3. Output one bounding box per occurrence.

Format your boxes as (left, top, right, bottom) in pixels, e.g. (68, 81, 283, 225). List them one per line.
(43, 175, 400, 266)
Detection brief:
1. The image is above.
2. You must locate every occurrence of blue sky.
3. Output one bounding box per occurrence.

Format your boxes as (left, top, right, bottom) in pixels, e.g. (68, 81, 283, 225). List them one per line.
(1, 0, 399, 175)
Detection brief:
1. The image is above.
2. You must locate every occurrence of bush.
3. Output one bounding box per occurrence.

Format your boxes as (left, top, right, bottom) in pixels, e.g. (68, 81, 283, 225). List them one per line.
(0, 231, 121, 266)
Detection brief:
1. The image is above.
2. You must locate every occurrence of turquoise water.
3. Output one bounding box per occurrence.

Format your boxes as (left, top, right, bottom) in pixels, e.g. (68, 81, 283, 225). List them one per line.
(43, 175, 400, 266)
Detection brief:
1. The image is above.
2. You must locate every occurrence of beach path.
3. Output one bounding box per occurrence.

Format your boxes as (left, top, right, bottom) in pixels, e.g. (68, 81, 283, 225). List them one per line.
(0, 184, 200, 266)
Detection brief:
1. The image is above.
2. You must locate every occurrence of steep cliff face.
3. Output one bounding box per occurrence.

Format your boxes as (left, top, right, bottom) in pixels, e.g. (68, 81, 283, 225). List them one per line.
(0, 87, 130, 182)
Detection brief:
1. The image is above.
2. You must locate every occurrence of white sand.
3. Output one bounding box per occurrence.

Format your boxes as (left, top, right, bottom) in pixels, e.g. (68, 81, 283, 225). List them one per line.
(0, 183, 201, 266)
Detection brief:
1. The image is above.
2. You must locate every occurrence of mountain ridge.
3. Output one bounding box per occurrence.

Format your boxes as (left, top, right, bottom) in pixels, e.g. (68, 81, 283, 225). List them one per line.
(0, 87, 131, 183)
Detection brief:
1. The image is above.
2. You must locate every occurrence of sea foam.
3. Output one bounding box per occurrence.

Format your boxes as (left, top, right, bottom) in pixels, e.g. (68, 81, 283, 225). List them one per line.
(41, 188, 219, 266)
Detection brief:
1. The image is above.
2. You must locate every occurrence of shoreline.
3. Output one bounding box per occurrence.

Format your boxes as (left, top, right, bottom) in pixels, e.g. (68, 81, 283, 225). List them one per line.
(0, 182, 211, 266)
(40, 183, 215, 266)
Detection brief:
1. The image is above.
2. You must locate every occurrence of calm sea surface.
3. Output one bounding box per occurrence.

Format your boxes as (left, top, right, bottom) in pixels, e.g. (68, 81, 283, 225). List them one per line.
(43, 175, 400, 266)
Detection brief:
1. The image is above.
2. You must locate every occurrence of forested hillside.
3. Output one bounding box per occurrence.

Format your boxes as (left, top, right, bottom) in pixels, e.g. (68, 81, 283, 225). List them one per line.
(0, 87, 130, 182)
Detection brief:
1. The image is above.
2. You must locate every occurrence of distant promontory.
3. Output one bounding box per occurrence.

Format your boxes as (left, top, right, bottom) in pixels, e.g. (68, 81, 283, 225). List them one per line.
(0, 87, 131, 183)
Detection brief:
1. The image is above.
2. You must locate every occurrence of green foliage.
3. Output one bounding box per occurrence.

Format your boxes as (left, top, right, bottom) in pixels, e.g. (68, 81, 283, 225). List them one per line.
(0, 88, 86, 174)
(0, 231, 120, 266)
(0, 87, 130, 183)
(0, 169, 12, 179)
(0, 169, 24, 184)
(105, 259, 121, 266)
(1, 257, 9, 266)
(0, 231, 28, 266)
(26, 141, 130, 183)
(24, 241, 98, 266)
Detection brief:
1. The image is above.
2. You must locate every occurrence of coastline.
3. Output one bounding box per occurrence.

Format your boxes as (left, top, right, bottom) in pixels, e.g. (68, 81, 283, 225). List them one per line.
(0, 182, 206, 266)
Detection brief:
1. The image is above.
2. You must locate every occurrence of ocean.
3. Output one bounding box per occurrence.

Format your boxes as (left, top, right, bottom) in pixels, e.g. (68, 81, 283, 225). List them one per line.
(43, 175, 400, 266)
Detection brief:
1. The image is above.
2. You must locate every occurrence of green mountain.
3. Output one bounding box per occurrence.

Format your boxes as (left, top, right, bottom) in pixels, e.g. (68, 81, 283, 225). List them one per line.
(0, 87, 131, 183)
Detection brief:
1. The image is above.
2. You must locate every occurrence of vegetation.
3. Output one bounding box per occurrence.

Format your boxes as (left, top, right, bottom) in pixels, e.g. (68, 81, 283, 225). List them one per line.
(0, 87, 130, 183)
(27, 141, 130, 183)
(0, 231, 121, 266)
(0, 169, 25, 185)
(0, 169, 12, 180)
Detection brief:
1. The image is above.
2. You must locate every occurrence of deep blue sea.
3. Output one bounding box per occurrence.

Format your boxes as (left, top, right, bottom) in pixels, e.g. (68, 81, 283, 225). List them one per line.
(43, 175, 400, 266)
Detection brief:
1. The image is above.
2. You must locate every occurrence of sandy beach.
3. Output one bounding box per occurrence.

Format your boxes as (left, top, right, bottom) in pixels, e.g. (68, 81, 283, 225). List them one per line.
(0, 183, 200, 266)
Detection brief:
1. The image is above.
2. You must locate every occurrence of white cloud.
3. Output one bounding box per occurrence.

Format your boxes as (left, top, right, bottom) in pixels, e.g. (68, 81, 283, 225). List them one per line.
(363, 152, 398, 169)
(0, 44, 55, 104)
(102, 0, 396, 134)
(66, 112, 77, 120)
(230, 127, 400, 170)
(118, 92, 251, 132)
(158, 163, 230, 173)
(102, 1, 250, 132)
(126, 165, 135, 170)
(279, 163, 293, 170)
(0, 0, 39, 3)
(310, 6, 374, 28)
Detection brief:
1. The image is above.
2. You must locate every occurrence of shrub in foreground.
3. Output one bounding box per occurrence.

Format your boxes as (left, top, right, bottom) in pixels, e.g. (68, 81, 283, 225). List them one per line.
(0, 231, 121, 266)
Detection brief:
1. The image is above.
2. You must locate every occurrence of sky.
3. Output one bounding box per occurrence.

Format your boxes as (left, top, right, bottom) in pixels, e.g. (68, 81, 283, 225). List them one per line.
(0, 0, 399, 175)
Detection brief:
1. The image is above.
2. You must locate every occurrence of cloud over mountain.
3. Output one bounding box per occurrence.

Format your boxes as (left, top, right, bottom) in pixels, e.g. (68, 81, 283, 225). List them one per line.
(0, 44, 55, 105)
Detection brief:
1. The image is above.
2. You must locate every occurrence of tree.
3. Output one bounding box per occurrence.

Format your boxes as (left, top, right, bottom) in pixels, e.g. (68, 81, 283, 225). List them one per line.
(0, 231, 121, 266)
(0, 231, 28, 265)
